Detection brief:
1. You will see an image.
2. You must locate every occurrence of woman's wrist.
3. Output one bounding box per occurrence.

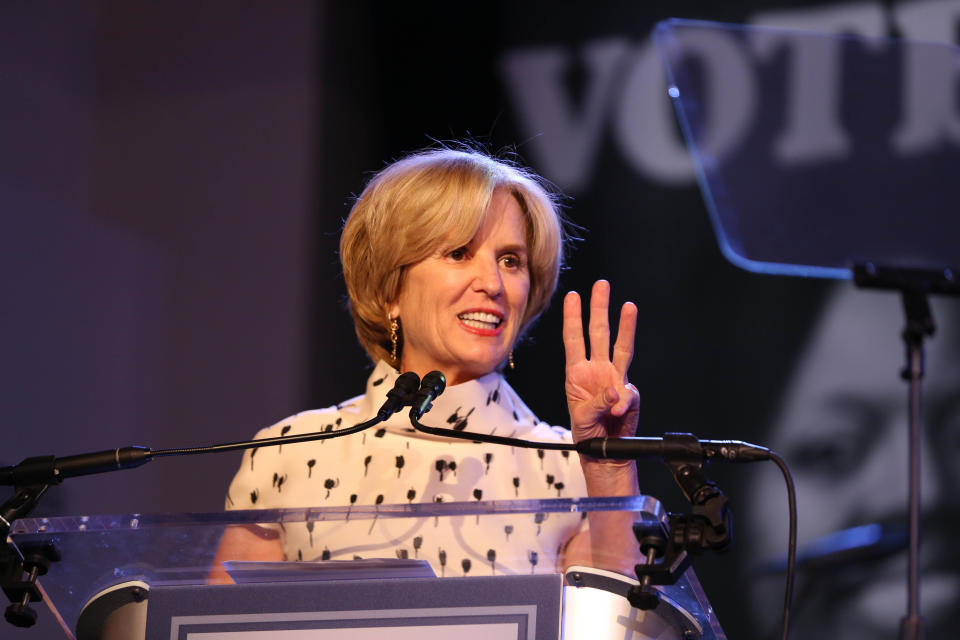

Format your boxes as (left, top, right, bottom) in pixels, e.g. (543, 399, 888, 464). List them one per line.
(579, 454, 639, 496)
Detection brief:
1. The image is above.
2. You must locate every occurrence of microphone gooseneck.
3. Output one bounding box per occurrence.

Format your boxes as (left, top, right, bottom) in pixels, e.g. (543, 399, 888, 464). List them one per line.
(2, 370, 433, 489)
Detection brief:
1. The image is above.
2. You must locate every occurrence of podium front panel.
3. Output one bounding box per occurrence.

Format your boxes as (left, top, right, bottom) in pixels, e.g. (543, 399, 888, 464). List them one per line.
(146, 575, 558, 640)
(9, 496, 724, 639)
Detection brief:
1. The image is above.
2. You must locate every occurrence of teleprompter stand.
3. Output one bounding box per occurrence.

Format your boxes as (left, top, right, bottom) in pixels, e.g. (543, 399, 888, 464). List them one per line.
(854, 265, 960, 640)
(655, 18, 960, 640)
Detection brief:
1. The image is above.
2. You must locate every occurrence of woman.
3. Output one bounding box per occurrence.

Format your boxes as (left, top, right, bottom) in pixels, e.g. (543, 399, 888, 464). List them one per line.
(213, 148, 639, 578)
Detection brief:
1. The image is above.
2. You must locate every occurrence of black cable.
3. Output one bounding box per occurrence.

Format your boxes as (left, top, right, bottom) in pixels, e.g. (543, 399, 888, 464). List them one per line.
(769, 451, 797, 640)
(412, 406, 798, 640)
(151, 415, 386, 458)
(411, 406, 797, 639)
(6, 369, 797, 640)
(409, 413, 576, 450)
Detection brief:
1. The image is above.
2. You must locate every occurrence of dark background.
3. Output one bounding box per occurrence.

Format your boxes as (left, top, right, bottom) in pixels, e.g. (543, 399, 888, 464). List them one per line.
(3, 1, 959, 638)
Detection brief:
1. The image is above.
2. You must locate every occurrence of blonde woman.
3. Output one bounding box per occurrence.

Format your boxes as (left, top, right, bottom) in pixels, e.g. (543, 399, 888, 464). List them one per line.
(213, 148, 640, 578)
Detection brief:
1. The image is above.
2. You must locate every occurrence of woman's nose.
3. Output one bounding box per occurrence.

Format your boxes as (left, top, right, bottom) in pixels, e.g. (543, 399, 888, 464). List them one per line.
(471, 256, 504, 296)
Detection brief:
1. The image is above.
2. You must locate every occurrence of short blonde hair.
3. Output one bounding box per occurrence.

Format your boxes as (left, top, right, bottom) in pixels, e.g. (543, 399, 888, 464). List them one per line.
(340, 148, 567, 365)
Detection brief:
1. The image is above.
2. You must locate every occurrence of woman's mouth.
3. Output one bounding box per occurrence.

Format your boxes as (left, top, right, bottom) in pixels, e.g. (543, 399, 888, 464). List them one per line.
(458, 311, 503, 333)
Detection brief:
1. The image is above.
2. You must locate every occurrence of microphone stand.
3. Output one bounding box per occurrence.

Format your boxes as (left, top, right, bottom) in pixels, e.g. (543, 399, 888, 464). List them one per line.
(2, 368, 792, 635)
(409, 396, 796, 640)
(1, 483, 56, 627)
(625, 434, 732, 611)
(409, 413, 744, 605)
(0, 411, 398, 628)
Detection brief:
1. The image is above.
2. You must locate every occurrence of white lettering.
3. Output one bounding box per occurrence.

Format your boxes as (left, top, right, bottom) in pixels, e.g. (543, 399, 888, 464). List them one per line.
(498, 1, 959, 191)
(499, 39, 629, 191)
(749, 3, 886, 163)
(893, 0, 960, 44)
(615, 35, 755, 185)
(890, 0, 960, 153)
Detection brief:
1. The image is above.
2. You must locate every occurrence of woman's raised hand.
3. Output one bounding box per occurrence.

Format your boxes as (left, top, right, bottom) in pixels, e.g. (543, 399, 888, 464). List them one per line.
(563, 280, 640, 445)
(563, 280, 642, 567)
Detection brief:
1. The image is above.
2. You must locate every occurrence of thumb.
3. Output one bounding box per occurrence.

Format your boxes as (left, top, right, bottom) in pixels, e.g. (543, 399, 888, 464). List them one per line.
(600, 386, 619, 407)
(610, 383, 640, 417)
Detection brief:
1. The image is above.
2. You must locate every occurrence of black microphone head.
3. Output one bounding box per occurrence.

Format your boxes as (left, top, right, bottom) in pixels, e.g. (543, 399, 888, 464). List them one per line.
(395, 371, 421, 395)
(410, 370, 447, 419)
(421, 370, 446, 397)
(377, 371, 422, 419)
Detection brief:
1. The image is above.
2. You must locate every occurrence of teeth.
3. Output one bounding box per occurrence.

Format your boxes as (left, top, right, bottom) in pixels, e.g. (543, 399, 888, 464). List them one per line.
(459, 312, 502, 328)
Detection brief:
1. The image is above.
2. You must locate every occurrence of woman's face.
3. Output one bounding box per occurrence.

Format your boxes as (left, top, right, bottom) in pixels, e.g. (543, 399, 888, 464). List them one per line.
(390, 187, 531, 386)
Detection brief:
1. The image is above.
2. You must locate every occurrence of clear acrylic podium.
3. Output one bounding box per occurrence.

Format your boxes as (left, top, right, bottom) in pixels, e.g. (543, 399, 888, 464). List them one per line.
(9, 496, 725, 639)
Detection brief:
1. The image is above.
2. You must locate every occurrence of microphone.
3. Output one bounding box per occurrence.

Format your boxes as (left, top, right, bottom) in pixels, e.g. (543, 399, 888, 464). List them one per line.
(0, 447, 154, 486)
(2, 375, 434, 490)
(376, 371, 421, 419)
(409, 371, 446, 419)
(575, 433, 771, 463)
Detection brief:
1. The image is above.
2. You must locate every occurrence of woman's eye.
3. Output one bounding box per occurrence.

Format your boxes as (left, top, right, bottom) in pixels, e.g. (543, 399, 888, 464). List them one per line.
(448, 247, 467, 261)
(501, 254, 523, 269)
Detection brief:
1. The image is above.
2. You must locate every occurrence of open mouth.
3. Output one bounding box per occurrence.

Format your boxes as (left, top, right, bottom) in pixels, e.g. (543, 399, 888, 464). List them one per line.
(457, 311, 503, 331)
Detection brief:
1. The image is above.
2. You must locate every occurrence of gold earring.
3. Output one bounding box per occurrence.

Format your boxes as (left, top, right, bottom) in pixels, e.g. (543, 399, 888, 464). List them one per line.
(389, 316, 399, 365)
(508, 350, 515, 370)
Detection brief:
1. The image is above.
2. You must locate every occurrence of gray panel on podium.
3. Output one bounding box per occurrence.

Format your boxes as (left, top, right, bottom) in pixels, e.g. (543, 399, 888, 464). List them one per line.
(146, 575, 558, 640)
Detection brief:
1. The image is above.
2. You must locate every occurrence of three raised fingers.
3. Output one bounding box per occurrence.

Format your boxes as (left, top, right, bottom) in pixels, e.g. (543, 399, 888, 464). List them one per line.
(563, 280, 636, 374)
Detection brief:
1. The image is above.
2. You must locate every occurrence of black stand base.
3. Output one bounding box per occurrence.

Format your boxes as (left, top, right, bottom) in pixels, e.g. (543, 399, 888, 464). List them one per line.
(1, 540, 60, 628)
(0, 483, 57, 628)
